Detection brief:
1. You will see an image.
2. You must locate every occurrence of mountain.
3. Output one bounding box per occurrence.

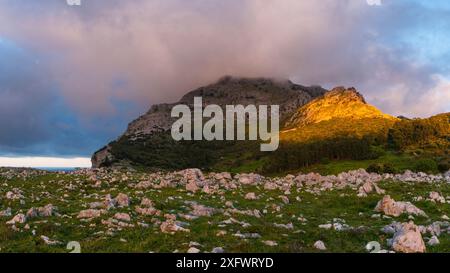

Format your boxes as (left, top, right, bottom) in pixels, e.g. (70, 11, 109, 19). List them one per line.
(279, 87, 399, 143)
(285, 87, 397, 128)
(92, 76, 327, 168)
(92, 77, 449, 175)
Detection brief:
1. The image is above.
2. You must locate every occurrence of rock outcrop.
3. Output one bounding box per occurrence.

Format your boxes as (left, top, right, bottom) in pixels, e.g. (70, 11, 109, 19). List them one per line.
(374, 195, 427, 217)
(391, 222, 426, 253)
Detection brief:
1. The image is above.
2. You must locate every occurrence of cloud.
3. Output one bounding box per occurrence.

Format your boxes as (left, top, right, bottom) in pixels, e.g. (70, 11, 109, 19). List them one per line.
(0, 156, 91, 168)
(0, 0, 449, 156)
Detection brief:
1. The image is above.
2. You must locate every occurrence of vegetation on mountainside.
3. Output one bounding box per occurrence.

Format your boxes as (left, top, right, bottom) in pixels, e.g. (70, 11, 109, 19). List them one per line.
(102, 79, 449, 178)
(105, 113, 449, 176)
(388, 113, 450, 150)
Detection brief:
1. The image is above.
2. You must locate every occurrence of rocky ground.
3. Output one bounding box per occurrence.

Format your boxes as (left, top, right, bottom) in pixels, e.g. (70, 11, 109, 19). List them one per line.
(0, 167, 449, 253)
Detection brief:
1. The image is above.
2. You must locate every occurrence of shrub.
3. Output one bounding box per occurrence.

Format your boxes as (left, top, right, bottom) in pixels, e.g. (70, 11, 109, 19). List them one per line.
(382, 163, 398, 174)
(369, 146, 386, 159)
(438, 162, 450, 173)
(366, 163, 384, 174)
(366, 163, 398, 174)
(413, 159, 438, 173)
(320, 157, 331, 164)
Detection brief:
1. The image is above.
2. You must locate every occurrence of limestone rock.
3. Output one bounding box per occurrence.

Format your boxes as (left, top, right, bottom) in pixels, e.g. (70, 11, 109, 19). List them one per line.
(160, 219, 190, 234)
(114, 212, 131, 222)
(77, 209, 105, 219)
(314, 240, 327, 250)
(391, 222, 426, 253)
(245, 192, 257, 200)
(6, 213, 27, 225)
(375, 195, 427, 217)
(115, 193, 130, 207)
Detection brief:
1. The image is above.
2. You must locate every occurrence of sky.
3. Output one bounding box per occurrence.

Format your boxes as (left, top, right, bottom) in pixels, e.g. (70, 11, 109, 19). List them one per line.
(0, 0, 449, 166)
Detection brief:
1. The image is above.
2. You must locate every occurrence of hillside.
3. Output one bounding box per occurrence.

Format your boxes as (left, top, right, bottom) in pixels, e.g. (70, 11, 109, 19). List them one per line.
(285, 87, 397, 128)
(92, 76, 327, 168)
(91, 79, 450, 176)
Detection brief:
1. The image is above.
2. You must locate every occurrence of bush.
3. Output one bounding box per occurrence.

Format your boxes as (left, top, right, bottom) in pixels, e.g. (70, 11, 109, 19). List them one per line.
(366, 163, 384, 174)
(320, 157, 331, 164)
(438, 162, 450, 173)
(369, 146, 386, 159)
(382, 163, 398, 174)
(366, 163, 398, 174)
(413, 159, 438, 173)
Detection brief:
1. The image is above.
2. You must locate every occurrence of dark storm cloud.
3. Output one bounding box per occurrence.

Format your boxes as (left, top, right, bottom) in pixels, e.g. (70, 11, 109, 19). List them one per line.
(0, 39, 52, 152)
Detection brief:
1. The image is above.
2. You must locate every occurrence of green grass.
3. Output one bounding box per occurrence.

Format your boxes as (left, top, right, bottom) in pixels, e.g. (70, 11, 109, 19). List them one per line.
(0, 170, 449, 253)
(295, 151, 416, 175)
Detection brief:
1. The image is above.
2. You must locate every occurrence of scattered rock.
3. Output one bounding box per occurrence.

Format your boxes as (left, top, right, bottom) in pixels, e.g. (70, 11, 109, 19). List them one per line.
(191, 203, 216, 217)
(357, 181, 385, 197)
(40, 235, 62, 245)
(211, 247, 224, 253)
(114, 212, 131, 222)
(245, 192, 257, 200)
(375, 195, 427, 217)
(428, 192, 445, 203)
(115, 193, 130, 207)
(314, 240, 326, 250)
(427, 236, 440, 246)
(263, 240, 278, 246)
(6, 213, 26, 225)
(160, 220, 190, 234)
(0, 208, 12, 217)
(140, 197, 154, 207)
(77, 209, 105, 219)
(279, 195, 290, 204)
(26, 204, 56, 218)
(135, 206, 160, 216)
(187, 247, 200, 253)
(391, 222, 426, 253)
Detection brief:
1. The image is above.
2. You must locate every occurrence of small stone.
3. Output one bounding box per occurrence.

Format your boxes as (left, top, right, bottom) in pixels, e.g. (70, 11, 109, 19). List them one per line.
(211, 247, 224, 253)
(140, 198, 154, 207)
(187, 247, 200, 253)
(319, 224, 332, 230)
(40, 235, 61, 245)
(427, 236, 440, 246)
(115, 193, 130, 207)
(279, 195, 290, 204)
(314, 240, 326, 250)
(77, 209, 105, 219)
(160, 219, 190, 234)
(216, 230, 227, 236)
(6, 213, 26, 225)
(114, 212, 131, 222)
(263, 240, 278, 246)
(245, 192, 257, 200)
(0, 207, 12, 217)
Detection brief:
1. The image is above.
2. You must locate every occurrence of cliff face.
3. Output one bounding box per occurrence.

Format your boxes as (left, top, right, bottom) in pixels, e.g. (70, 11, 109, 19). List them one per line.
(91, 76, 327, 168)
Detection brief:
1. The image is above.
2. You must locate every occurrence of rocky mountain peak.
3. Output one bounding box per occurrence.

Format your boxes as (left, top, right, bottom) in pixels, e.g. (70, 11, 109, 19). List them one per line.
(121, 76, 327, 138)
(326, 86, 367, 104)
(285, 86, 397, 128)
(179, 76, 326, 106)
